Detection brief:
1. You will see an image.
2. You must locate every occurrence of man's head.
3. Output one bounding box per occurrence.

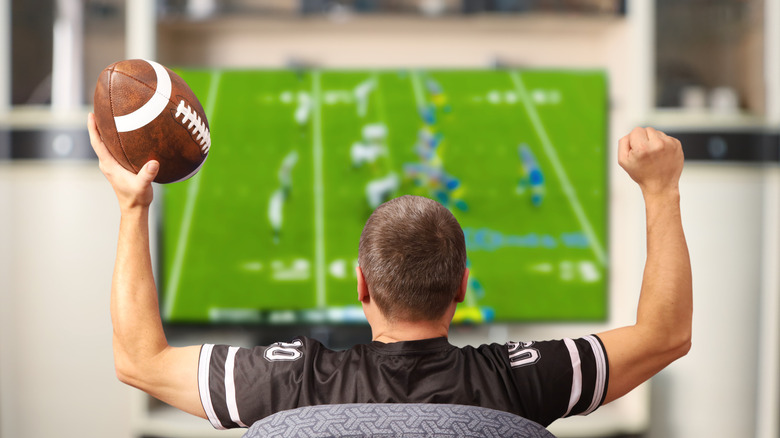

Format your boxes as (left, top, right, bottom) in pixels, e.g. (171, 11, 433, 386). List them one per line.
(358, 195, 467, 323)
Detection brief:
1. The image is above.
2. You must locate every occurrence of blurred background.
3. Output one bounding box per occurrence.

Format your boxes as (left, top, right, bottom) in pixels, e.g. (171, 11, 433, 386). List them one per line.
(0, 0, 778, 437)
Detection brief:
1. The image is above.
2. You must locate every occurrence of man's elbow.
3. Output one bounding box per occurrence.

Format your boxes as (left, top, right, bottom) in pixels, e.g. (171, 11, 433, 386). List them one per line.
(665, 327, 692, 363)
(113, 350, 147, 389)
(115, 366, 133, 386)
(114, 356, 138, 387)
(641, 322, 692, 366)
(642, 313, 692, 363)
(674, 331, 692, 359)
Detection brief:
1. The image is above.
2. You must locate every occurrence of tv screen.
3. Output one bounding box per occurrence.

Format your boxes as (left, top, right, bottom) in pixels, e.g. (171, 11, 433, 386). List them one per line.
(159, 69, 608, 325)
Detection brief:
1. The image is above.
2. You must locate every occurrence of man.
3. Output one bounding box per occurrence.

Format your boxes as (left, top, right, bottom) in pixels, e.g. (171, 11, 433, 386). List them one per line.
(88, 114, 691, 430)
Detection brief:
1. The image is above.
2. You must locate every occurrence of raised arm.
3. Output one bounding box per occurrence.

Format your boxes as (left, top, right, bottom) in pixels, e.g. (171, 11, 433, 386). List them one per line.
(89, 114, 206, 418)
(598, 127, 692, 404)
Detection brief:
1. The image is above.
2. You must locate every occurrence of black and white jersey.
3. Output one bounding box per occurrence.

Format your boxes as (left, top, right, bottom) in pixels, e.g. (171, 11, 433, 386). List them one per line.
(198, 335, 608, 429)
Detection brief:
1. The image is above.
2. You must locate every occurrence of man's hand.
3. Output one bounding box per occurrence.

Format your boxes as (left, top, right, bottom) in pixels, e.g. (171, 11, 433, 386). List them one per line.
(618, 126, 684, 196)
(88, 113, 159, 211)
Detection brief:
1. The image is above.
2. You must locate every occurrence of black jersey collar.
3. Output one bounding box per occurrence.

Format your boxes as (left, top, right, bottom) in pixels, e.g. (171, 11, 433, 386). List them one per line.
(368, 336, 454, 355)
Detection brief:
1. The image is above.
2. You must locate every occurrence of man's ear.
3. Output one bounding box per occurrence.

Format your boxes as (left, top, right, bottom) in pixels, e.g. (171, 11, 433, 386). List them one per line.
(356, 266, 370, 303)
(455, 268, 469, 303)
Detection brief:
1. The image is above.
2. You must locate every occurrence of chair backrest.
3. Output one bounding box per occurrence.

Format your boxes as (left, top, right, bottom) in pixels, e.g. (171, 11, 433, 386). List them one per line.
(242, 403, 557, 438)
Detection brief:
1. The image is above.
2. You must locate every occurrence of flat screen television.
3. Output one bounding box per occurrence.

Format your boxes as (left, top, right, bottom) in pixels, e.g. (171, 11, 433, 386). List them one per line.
(159, 68, 608, 326)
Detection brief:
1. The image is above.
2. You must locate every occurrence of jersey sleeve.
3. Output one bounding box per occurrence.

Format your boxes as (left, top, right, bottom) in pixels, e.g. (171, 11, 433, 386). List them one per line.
(197, 338, 308, 429)
(505, 334, 609, 426)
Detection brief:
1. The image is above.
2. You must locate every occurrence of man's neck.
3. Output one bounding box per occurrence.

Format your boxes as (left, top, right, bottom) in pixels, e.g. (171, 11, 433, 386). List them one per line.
(371, 319, 450, 343)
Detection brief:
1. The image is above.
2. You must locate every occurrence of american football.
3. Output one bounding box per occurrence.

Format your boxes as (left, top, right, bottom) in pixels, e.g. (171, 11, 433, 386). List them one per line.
(93, 59, 210, 184)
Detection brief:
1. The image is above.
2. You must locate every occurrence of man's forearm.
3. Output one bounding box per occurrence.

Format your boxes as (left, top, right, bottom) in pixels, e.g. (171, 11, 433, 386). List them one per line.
(636, 188, 692, 351)
(110, 206, 168, 382)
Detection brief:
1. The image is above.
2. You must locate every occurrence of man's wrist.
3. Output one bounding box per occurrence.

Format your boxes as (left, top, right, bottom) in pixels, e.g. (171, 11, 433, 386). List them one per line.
(120, 204, 151, 219)
(641, 188, 681, 218)
(641, 186, 680, 204)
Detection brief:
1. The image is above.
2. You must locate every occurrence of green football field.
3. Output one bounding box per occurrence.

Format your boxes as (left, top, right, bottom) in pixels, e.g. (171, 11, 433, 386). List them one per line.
(160, 69, 608, 324)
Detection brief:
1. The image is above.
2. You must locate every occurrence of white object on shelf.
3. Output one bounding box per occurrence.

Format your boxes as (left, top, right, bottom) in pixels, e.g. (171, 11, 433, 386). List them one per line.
(710, 87, 739, 115)
(680, 85, 707, 111)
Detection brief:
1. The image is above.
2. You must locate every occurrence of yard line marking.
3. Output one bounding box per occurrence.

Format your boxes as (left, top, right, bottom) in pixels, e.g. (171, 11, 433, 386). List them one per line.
(164, 70, 223, 318)
(410, 70, 427, 108)
(371, 72, 397, 171)
(312, 71, 326, 308)
(509, 70, 607, 266)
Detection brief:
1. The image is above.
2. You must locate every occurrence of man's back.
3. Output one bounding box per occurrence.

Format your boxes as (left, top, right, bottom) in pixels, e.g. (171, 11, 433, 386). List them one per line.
(199, 336, 608, 429)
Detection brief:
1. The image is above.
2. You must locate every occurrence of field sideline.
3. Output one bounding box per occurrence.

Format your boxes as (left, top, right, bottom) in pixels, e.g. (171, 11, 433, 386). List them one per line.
(160, 68, 608, 324)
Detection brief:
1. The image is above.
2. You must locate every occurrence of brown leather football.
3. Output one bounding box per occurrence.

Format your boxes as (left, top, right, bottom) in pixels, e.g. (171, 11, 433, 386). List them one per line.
(93, 59, 210, 184)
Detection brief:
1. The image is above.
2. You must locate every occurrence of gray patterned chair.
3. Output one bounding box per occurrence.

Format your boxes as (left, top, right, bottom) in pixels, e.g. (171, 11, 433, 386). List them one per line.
(242, 403, 557, 438)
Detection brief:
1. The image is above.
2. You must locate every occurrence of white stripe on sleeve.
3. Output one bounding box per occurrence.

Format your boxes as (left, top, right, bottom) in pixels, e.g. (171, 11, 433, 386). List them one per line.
(198, 344, 226, 430)
(225, 346, 248, 427)
(582, 335, 608, 415)
(562, 338, 583, 417)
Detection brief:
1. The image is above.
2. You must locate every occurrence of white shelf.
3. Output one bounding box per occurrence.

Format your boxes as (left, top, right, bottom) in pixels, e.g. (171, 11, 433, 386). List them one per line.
(647, 109, 766, 130)
(0, 105, 91, 129)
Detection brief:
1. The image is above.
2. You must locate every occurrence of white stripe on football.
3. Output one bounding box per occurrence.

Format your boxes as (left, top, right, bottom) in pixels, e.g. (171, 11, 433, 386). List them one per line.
(114, 60, 172, 133)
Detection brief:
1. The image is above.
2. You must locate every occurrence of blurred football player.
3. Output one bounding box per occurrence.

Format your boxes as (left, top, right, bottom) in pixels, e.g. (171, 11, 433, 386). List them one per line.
(516, 143, 545, 207)
(365, 173, 400, 209)
(354, 77, 376, 118)
(268, 188, 284, 245)
(294, 92, 311, 131)
(278, 150, 299, 199)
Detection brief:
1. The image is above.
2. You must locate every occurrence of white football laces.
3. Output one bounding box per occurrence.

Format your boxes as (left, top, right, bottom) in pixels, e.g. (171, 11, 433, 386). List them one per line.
(174, 100, 211, 155)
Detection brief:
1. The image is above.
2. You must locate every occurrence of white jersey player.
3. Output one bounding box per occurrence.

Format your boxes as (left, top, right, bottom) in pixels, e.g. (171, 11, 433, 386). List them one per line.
(365, 173, 400, 209)
(267, 188, 284, 244)
(294, 92, 312, 127)
(351, 141, 387, 168)
(278, 150, 299, 198)
(354, 77, 376, 118)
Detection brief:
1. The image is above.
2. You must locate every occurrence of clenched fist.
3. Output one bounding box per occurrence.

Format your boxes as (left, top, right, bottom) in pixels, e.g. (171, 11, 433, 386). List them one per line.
(618, 127, 684, 196)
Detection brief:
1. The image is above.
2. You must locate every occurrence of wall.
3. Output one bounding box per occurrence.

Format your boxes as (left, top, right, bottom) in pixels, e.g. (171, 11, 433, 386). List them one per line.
(0, 161, 134, 438)
(647, 164, 765, 438)
(158, 15, 616, 69)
